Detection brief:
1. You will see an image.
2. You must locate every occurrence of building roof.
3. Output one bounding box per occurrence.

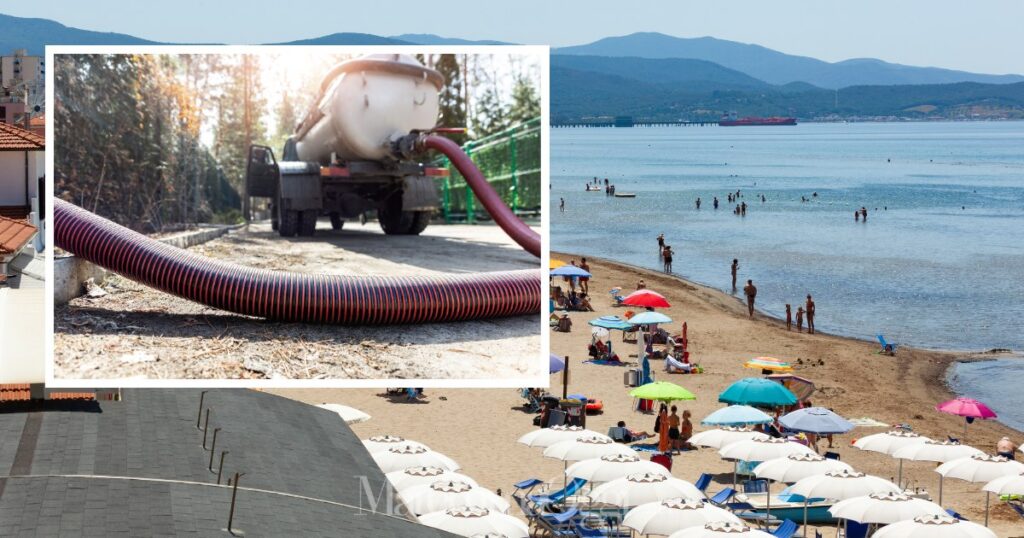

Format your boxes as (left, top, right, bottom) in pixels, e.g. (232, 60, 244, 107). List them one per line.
(0, 216, 36, 255)
(0, 121, 44, 151)
(0, 389, 455, 537)
(27, 114, 44, 128)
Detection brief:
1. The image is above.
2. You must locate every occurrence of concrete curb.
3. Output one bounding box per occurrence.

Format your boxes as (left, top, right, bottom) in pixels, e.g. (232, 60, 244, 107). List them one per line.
(55, 223, 245, 305)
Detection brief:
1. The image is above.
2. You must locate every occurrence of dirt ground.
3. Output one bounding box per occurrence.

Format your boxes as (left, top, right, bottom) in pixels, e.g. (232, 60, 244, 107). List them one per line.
(274, 253, 1024, 537)
(54, 218, 541, 381)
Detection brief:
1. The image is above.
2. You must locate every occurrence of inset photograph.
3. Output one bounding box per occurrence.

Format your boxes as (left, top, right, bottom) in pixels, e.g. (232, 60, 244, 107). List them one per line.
(50, 47, 546, 383)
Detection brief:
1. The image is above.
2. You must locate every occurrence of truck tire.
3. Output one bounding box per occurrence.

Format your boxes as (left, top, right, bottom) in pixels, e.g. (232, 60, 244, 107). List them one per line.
(270, 202, 280, 231)
(405, 211, 431, 235)
(298, 210, 318, 236)
(329, 213, 344, 230)
(378, 195, 413, 235)
(279, 208, 299, 237)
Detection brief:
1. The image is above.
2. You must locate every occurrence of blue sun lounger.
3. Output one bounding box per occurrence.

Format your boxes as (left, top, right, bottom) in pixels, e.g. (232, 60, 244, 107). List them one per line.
(876, 334, 898, 355)
(529, 477, 588, 506)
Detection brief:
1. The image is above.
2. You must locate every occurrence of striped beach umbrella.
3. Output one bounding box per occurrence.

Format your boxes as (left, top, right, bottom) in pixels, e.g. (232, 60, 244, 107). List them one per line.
(744, 357, 793, 372)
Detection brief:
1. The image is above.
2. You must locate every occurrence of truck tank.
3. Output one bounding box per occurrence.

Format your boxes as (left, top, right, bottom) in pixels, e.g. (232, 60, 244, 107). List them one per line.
(294, 54, 443, 162)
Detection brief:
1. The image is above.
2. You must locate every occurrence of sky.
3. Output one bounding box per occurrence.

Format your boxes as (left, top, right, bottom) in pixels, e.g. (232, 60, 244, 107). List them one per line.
(4, 0, 1024, 74)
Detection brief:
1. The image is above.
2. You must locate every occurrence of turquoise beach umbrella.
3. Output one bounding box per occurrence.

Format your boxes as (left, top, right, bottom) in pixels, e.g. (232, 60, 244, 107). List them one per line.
(588, 316, 633, 331)
(719, 377, 798, 407)
(627, 311, 672, 325)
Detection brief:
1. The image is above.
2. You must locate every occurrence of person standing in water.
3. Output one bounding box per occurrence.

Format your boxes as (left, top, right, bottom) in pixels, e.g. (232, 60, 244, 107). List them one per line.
(663, 246, 673, 273)
(785, 304, 792, 331)
(657, 233, 665, 255)
(805, 294, 816, 334)
(855, 210, 860, 222)
(695, 198, 701, 210)
(713, 197, 719, 209)
(743, 279, 757, 318)
(731, 259, 739, 292)
(795, 306, 805, 332)
(560, 198, 565, 213)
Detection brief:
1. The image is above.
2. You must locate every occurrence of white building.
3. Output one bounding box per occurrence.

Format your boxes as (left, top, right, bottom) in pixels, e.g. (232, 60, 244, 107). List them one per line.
(0, 121, 44, 217)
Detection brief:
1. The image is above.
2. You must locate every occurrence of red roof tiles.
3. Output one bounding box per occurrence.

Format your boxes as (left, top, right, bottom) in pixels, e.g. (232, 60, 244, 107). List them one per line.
(0, 214, 37, 254)
(0, 121, 44, 150)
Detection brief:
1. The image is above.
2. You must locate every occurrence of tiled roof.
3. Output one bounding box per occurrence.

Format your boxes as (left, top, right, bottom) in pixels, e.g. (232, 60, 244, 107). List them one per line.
(0, 385, 96, 402)
(28, 114, 44, 128)
(0, 216, 36, 255)
(0, 389, 455, 537)
(0, 121, 44, 150)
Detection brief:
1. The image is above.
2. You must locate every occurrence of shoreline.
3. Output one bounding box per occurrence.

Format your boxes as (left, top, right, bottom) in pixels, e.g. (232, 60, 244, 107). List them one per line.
(554, 250, 1024, 437)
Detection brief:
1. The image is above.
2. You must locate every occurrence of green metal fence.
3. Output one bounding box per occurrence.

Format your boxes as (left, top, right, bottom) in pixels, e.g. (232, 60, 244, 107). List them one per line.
(434, 117, 541, 223)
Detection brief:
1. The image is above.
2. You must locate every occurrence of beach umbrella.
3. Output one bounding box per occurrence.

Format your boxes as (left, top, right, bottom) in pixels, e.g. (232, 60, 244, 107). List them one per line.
(590, 473, 705, 507)
(873, 514, 997, 538)
(363, 435, 421, 454)
(779, 407, 854, 435)
(622, 289, 671, 308)
(765, 374, 816, 401)
(400, 481, 510, 515)
(982, 471, 1024, 496)
(854, 430, 931, 486)
(550, 265, 591, 278)
(588, 315, 633, 330)
(517, 425, 610, 449)
(719, 437, 815, 489)
(543, 435, 637, 462)
(754, 453, 853, 484)
(386, 466, 480, 492)
(690, 427, 769, 450)
(419, 506, 529, 538)
(935, 397, 997, 442)
(701, 405, 773, 427)
(668, 522, 774, 538)
(629, 381, 696, 402)
(627, 311, 673, 326)
(936, 453, 1024, 526)
(372, 444, 460, 474)
(790, 470, 901, 537)
(718, 377, 798, 407)
(549, 259, 567, 270)
(549, 354, 565, 374)
(566, 453, 671, 483)
(829, 492, 946, 524)
(744, 357, 793, 373)
(622, 498, 742, 536)
(316, 403, 371, 424)
(892, 440, 985, 504)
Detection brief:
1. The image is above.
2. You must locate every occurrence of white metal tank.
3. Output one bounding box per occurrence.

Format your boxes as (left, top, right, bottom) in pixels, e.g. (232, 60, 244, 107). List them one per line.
(294, 54, 443, 162)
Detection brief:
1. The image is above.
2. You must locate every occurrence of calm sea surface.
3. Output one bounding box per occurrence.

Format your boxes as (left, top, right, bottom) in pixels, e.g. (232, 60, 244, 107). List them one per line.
(551, 121, 1024, 429)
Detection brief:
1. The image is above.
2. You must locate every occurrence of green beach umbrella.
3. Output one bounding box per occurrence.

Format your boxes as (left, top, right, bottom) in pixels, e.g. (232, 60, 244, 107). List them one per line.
(718, 377, 798, 407)
(629, 381, 696, 402)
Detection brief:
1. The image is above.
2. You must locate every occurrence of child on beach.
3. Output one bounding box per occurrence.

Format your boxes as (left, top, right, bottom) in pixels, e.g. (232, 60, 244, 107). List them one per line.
(795, 307, 805, 332)
(785, 304, 792, 330)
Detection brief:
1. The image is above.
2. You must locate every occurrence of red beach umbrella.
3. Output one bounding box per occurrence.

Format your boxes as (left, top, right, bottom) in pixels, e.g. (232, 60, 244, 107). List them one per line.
(622, 289, 671, 308)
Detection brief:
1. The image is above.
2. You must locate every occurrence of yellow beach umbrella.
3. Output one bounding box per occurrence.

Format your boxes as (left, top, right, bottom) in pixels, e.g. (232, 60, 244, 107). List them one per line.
(550, 259, 567, 270)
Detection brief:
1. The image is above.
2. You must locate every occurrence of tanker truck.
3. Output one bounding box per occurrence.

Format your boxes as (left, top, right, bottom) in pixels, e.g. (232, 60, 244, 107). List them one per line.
(245, 54, 448, 237)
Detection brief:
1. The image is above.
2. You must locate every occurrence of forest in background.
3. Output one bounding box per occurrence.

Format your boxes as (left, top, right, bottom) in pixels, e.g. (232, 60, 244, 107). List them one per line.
(54, 52, 541, 231)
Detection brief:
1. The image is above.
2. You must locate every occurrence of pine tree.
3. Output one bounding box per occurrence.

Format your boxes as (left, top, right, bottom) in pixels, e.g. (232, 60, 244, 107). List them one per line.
(507, 74, 540, 127)
(434, 54, 468, 144)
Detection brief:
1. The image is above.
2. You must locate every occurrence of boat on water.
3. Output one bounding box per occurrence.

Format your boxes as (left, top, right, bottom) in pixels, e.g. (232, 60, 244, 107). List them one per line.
(719, 113, 797, 127)
(585, 186, 602, 192)
(613, 192, 636, 198)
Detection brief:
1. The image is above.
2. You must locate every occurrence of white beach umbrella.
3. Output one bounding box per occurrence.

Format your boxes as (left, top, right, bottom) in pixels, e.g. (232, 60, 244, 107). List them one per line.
(873, 514, 997, 538)
(400, 481, 510, 516)
(690, 427, 769, 450)
(316, 403, 371, 424)
(386, 466, 479, 492)
(517, 425, 610, 448)
(936, 454, 1024, 526)
(790, 470, 901, 537)
(893, 440, 985, 504)
(590, 472, 705, 507)
(566, 453, 670, 483)
(719, 437, 815, 489)
(854, 430, 931, 486)
(623, 498, 742, 536)
(543, 435, 637, 462)
(363, 435, 423, 454)
(754, 453, 853, 484)
(418, 506, 529, 538)
(829, 492, 946, 524)
(372, 444, 460, 474)
(982, 471, 1024, 496)
(668, 522, 774, 538)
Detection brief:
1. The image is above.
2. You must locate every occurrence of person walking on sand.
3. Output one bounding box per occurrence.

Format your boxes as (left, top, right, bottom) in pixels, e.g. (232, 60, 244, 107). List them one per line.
(743, 280, 757, 318)
(579, 257, 591, 295)
(731, 259, 739, 292)
(805, 294, 816, 334)
(997, 437, 1017, 460)
(668, 406, 681, 452)
(785, 304, 792, 331)
(560, 198, 565, 213)
(795, 306, 804, 332)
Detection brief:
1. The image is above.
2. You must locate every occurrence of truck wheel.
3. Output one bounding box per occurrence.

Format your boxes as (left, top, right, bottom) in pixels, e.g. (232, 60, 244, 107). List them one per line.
(298, 210, 318, 236)
(378, 196, 413, 235)
(405, 211, 431, 235)
(270, 202, 280, 231)
(329, 213, 344, 230)
(279, 208, 299, 237)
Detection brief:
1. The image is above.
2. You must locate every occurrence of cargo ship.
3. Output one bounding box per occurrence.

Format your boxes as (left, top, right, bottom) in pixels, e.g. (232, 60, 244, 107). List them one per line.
(719, 114, 797, 126)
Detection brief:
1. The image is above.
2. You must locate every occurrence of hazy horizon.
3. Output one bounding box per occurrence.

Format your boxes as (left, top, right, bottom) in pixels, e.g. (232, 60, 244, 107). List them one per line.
(3, 0, 1024, 75)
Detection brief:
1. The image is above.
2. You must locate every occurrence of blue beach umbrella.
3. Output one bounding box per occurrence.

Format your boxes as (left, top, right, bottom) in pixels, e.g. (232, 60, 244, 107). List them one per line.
(550, 265, 591, 278)
(549, 354, 565, 374)
(588, 316, 633, 331)
(719, 377, 799, 407)
(702, 405, 774, 427)
(626, 311, 673, 326)
(779, 407, 854, 434)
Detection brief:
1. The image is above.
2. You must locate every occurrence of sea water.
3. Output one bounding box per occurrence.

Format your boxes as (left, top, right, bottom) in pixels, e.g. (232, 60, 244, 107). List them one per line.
(551, 121, 1024, 428)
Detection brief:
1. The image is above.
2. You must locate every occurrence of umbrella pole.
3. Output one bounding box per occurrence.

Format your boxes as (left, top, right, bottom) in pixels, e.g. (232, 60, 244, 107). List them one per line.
(963, 419, 968, 444)
(765, 480, 771, 530)
(897, 459, 903, 489)
(803, 500, 808, 538)
(733, 460, 738, 490)
(985, 491, 989, 527)
(939, 475, 943, 506)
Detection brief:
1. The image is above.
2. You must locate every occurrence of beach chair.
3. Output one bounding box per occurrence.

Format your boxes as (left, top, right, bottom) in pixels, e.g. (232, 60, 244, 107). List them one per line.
(695, 473, 713, 494)
(842, 521, 868, 538)
(607, 426, 628, 443)
(514, 478, 544, 496)
(609, 288, 625, 306)
(743, 479, 768, 494)
(945, 508, 968, 521)
(876, 334, 898, 355)
(529, 478, 587, 506)
(771, 519, 799, 538)
(574, 520, 632, 538)
(709, 487, 737, 506)
(535, 507, 579, 537)
(824, 451, 841, 461)
(512, 494, 542, 531)
(1009, 500, 1024, 521)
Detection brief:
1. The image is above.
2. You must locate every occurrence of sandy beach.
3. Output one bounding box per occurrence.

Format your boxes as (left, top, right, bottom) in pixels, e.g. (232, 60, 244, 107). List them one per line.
(274, 253, 1024, 537)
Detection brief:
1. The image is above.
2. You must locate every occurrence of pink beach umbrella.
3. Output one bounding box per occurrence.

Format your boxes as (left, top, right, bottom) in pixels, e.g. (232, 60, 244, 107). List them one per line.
(935, 398, 997, 442)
